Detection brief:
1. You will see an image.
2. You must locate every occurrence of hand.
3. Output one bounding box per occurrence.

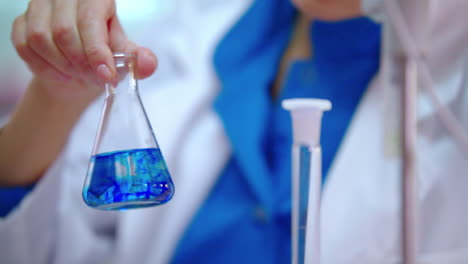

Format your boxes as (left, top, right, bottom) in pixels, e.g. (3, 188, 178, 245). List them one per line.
(292, 0, 362, 21)
(10, 0, 157, 100)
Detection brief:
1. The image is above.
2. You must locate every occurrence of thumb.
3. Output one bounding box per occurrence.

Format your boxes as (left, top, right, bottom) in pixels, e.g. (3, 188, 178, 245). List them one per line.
(108, 16, 158, 80)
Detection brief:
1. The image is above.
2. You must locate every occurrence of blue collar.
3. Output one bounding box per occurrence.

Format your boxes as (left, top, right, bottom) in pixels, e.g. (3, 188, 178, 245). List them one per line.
(213, 0, 296, 208)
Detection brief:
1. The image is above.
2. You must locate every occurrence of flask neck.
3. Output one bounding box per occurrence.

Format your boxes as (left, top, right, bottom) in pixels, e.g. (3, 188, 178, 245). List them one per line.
(106, 53, 138, 97)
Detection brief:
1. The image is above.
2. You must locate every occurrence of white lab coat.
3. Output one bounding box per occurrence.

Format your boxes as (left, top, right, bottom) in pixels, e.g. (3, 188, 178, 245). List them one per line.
(1, 0, 467, 263)
(322, 0, 468, 263)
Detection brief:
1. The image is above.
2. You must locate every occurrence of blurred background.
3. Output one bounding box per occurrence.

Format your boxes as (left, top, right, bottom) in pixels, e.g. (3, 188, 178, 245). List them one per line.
(0, 0, 173, 123)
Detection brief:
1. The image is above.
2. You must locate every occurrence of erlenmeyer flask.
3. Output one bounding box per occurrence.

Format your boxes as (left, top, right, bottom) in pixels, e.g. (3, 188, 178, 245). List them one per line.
(83, 53, 174, 210)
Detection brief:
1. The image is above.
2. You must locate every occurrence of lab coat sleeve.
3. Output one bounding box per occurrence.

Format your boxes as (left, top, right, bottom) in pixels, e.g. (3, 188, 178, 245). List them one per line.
(0, 155, 64, 264)
(361, 0, 384, 22)
(0, 112, 117, 264)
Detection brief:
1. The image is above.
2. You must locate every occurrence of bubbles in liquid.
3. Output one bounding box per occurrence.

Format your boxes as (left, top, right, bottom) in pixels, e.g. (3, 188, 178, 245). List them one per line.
(83, 148, 174, 210)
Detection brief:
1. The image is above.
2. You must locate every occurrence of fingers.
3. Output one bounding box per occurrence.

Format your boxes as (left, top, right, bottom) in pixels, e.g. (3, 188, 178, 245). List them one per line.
(77, 0, 117, 82)
(135, 47, 158, 80)
(108, 16, 158, 80)
(11, 15, 71, 82)
(25, 0, 74, 78)
(12, 0, 157, 86)
(51, 0, 89, 76)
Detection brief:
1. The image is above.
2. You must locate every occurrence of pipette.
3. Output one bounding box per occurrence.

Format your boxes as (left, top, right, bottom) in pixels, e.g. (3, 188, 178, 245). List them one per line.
(283, 98, 331, 264)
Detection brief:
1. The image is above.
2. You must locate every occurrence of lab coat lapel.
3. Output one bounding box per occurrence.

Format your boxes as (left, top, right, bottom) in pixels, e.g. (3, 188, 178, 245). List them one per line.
(213, 0, 296, 210)
(215, 85, 274, 209)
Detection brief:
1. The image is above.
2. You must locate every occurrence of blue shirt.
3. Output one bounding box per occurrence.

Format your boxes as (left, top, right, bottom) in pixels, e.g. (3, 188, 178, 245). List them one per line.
(0, 185, 35, 216)
(172, 0, 381, 263)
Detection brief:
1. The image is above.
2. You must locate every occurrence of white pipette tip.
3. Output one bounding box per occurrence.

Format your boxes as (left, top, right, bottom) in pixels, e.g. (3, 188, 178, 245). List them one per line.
(282, 98, 332, 111)
(282, 98, 332, 146)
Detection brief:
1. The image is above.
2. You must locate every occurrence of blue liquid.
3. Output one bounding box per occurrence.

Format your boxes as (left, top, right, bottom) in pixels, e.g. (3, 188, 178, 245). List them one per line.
(83, 148, 174, 210)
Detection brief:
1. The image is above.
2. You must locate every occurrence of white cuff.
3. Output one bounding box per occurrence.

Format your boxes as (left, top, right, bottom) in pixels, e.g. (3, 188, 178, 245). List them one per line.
(0, 155, 65, 264)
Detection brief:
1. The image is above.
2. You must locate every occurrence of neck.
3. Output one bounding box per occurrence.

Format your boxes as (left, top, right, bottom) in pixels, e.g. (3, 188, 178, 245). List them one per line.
(272, 14, 312, 99)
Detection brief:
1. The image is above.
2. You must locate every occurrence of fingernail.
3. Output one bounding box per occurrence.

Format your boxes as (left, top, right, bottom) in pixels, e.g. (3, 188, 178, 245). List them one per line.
(96, 64, 112, 81)
(146, 49, 157, 63)
(137, 50, 156, 79)
(143, 51, 156, 68)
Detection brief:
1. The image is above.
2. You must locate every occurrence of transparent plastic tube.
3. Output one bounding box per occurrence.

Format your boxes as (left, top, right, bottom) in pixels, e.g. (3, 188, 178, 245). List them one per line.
(283, 99, 331, 264)
(292, 144, 322, 264)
